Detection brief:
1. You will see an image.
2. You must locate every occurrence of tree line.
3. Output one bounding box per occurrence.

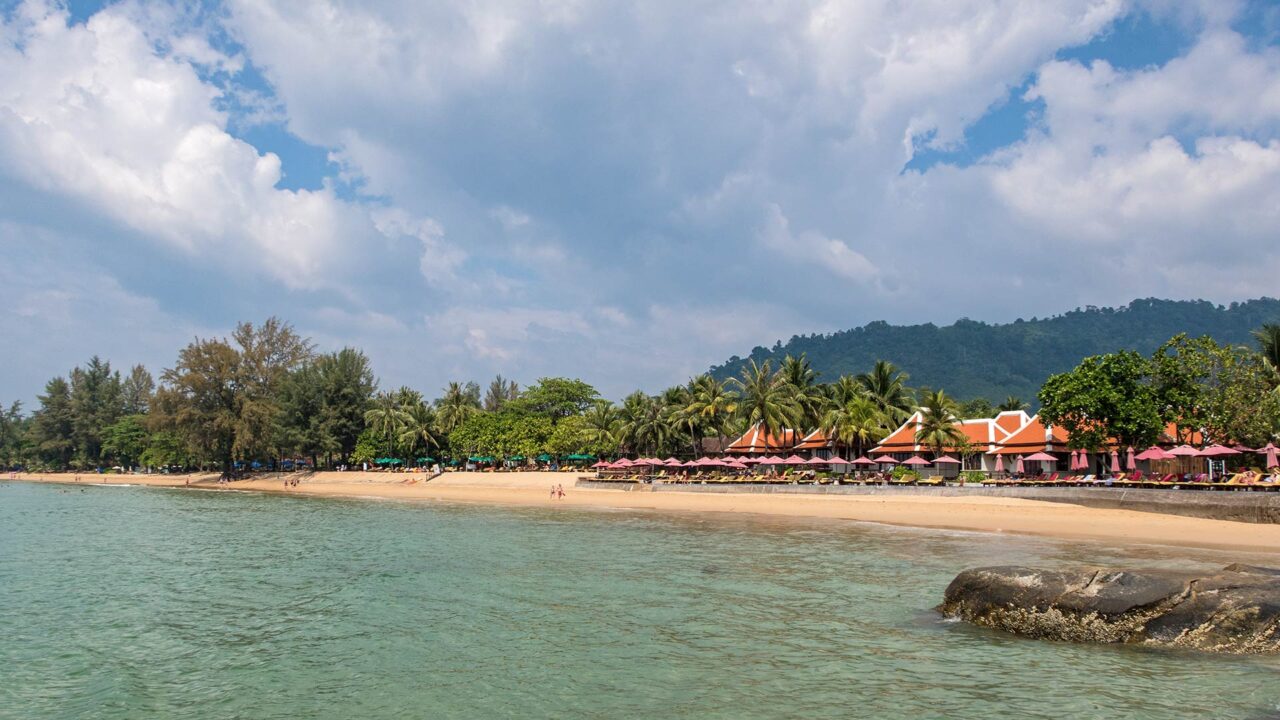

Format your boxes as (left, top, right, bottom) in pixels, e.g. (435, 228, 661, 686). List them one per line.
(2, 318, 1278, 473)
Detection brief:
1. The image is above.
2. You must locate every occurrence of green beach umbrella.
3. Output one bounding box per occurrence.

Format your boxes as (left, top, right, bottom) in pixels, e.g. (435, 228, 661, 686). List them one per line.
(536, 453, 553, 462)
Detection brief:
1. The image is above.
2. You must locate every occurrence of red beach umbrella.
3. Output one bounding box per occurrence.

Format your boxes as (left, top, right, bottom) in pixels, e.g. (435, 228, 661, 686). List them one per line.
(1014, 455, 1025, 474)
(851, 456, 878, 466)
(782, 455, 807, 465)
(994, 454, 1004, 473)
(933, 455, 961, 464)
(1110, 450, 1120, 474)
(1126, 446, 1136, 471)
(902, 456, 931, 466)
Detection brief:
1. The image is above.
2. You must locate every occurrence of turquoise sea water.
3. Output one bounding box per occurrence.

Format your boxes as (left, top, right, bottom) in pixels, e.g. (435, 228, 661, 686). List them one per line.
(2, 481, 1280, 719)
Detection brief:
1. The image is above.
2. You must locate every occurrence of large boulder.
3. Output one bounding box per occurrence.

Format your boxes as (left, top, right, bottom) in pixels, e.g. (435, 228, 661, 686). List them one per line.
(939, 564, 1280, 654)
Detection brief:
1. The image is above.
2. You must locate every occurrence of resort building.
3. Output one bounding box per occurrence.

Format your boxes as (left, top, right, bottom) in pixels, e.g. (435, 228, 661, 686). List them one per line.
(872, 410, 1033, 474)
(724, 423, 800, 455)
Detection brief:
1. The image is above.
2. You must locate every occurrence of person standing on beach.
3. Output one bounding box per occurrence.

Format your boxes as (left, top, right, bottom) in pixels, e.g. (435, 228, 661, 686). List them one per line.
(556, 483, 565, 499)
(550, 484, 557, 501)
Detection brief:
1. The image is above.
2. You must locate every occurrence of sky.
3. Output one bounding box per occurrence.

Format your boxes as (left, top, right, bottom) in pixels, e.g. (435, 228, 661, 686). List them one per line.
(2, 0, 1280, 404)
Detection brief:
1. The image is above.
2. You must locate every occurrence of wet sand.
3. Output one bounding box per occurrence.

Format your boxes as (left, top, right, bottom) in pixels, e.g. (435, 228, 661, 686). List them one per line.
(11, 470, 1280, 556)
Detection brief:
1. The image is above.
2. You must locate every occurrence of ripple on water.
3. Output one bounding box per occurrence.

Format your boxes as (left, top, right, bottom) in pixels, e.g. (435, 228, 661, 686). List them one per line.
(2, 480, 1280, 719)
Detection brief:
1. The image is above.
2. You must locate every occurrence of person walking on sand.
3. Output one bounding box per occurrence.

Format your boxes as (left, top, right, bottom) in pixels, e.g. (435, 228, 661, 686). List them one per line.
(550, 484, 557, 501)
(556, 483, 565, 500)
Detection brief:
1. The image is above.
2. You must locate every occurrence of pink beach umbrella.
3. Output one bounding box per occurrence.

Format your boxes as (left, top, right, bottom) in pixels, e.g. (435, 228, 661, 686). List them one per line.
(614, 458, 634, 467)
(761, 455, 786, 465)
(1068, 450, 1079, 470)
(933, 455, 961, 465)
(804, 456, 830, 466)
(1126, 446, 1136, 471)
(1110, 450, 1120, 474)
(1024, 451, 1057, 462)
(1166, 445, 1201, 457)
(1264, 443, 1279, 470)
(739, 456, 762, 465)
(851, 456, 878, 467)
(591, 460, 610, 468)
(724, 460, 748, 470)
(663, 458, 683, 466)
(1197, 444, 1241, 457)
(825, 456, 851, 466)
(902, 456, 932, 467)
(994, 454, 1004, 473)
(1134, 446, 1173, 461)
(782, 455, 807, 466)
(1014, 455, 1025, 474)
(877, 456, 899, 466)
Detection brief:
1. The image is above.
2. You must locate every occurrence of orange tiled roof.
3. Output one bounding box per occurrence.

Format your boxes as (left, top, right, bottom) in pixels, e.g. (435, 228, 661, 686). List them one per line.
(993, 415, 1067, 455)
(871, 413, 1012, 454)
(725, 423, 798, 454)
(793, 429, 833, 450)
(994, 410, 1030, 435)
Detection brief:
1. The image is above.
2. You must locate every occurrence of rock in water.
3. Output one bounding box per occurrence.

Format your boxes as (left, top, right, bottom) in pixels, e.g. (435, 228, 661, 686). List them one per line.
(938, 565, 1280, 654)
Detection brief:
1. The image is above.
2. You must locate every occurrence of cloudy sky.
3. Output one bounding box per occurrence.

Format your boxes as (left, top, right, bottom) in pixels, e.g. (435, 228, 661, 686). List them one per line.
(2, 0, 1279, 403)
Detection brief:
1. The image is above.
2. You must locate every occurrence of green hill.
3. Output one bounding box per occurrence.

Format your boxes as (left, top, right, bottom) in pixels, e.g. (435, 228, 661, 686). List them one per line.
(708, 298, 1280, 405)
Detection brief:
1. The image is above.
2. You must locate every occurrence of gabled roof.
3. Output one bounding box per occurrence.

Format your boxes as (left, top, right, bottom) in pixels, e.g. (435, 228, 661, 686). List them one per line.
(994, 410, 1030, 435)
(871, 412, 1012, 454)
(725, 423, 798, 454)
(993, 414, 1068, 455)
(793, 428, 833, 450)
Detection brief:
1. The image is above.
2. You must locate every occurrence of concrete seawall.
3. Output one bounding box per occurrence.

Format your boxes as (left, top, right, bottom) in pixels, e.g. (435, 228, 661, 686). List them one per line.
(575, 480, 1280, 524)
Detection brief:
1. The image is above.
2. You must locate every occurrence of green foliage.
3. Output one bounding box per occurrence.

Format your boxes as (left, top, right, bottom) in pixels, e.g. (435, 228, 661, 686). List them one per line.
(101, 414, 149, 468)
(915, 389, 966, 454)
(30, 376, 75, 469)
(512, 377, 599, 422)
(449, 411, 552, 460)
(350, 427, 381, 465)
(958, 397, 995, 419)
(1038, 350, 1164, 450)
(961, 470, 986, 484)
(890, 465, 919, 481)
(435, 381, 481, 433)
(1201, 348, 1280, 447)
(730, 359, 801, 439)
(710, 298, 1280, 405)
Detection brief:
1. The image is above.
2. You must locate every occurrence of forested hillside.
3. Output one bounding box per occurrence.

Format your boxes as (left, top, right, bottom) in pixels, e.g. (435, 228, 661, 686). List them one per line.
(708, 298, 1280, 405)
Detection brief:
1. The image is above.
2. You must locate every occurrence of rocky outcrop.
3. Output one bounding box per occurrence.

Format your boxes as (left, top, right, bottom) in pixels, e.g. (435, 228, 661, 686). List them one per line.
(939, 565, 1280, 654)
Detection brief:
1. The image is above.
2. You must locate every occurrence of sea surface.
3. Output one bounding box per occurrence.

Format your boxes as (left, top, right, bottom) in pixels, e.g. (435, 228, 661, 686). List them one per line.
(2, 481, 1279, 719)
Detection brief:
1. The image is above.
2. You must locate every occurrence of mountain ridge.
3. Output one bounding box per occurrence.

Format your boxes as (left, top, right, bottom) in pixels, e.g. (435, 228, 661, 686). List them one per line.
(708, 298, 1280, 404)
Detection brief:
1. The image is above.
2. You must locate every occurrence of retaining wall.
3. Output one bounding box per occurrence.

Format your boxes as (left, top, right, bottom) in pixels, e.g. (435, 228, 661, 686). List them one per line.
(574, 479, 1280, 524)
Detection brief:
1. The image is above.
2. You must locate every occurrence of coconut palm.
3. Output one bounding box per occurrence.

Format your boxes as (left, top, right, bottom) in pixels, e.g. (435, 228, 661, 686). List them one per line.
(582, 401, 621, 453)
(730, 359, 801, 441)
(618, 391, 672, 456)
(683, 374, 738, 440)
(1255, 324, 1280, 374)
(827, 375, 863, 407)
(858, 360, 914, 425)
(398, 402, 440, 458)
(914, 389, 966, 457)
(364, 392, 412, 458)
(780, 354, 825, 431)
(821, 395, 885, 459)
(436, 381, 480, 433)
(997, 395, 1029, 413)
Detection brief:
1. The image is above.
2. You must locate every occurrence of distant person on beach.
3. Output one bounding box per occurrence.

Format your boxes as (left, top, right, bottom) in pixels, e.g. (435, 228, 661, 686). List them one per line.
(550, 484, 557, 500)
(556, 483, 565, 499)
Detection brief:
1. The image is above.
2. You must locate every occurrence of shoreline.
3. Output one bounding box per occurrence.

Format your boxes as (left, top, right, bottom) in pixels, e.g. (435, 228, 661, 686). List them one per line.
(10, 471, 1280, 556)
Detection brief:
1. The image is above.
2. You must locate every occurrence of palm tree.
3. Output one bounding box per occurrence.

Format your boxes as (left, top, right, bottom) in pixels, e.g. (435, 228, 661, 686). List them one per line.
(436, 381, 480, 433)
(780, 354, 825, 432)
(582, 401, 620, 454)
(914, 389, 966, 458)
(398, 402, 440, 459)
(483, 375, 519, 411)
(1254, 323, 1280, 373)
(828, 375, 862, 407)
(618, 391, 672, 456)
(821, 395, 885, 459)
(730, 359, 801, 441)
(682, 375, 738, 449)
(858, 360, 914, 425)
(997, 395, 1029, 413)
(364, 392, 411, 458)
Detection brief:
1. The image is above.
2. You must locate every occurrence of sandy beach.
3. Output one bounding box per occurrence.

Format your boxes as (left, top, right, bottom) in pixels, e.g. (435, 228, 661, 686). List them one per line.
(10, 470, 1280, 556)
